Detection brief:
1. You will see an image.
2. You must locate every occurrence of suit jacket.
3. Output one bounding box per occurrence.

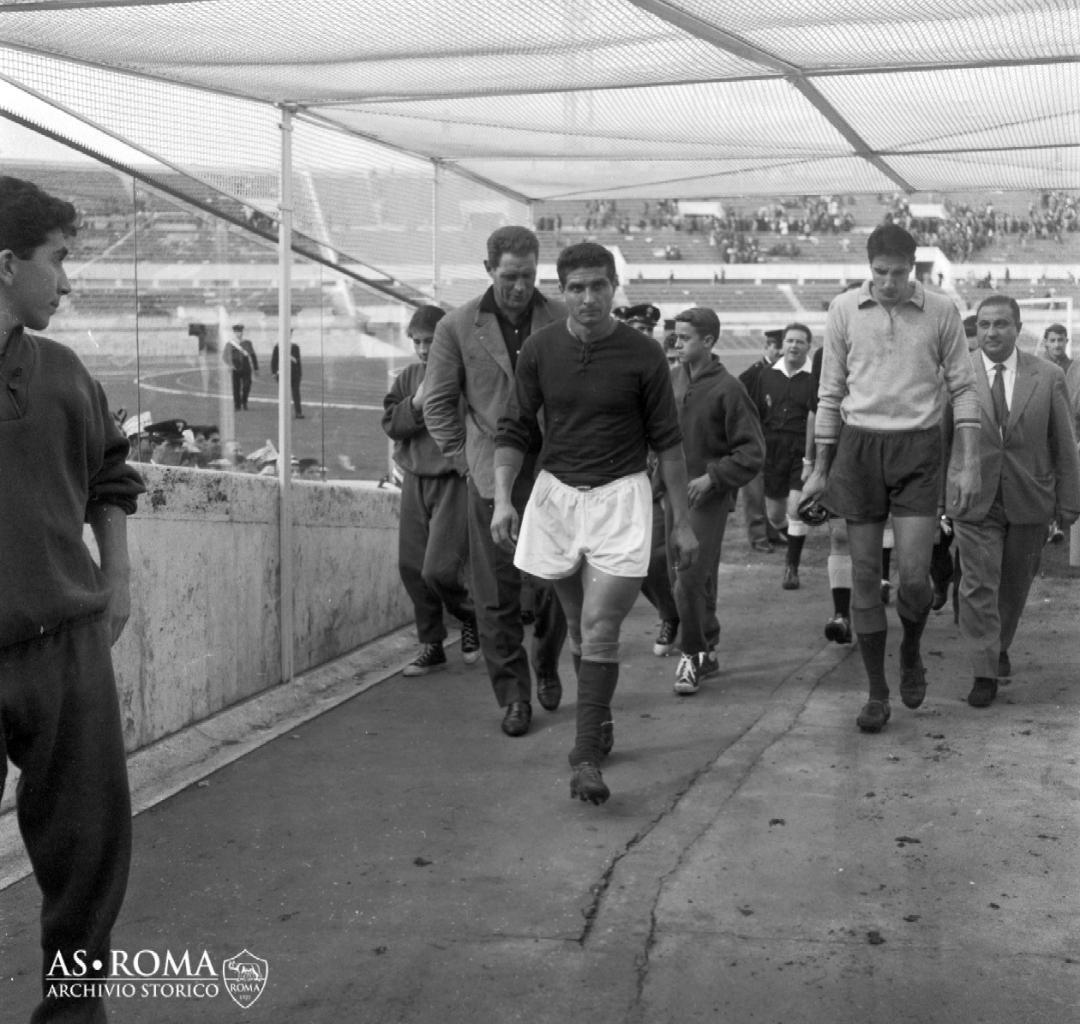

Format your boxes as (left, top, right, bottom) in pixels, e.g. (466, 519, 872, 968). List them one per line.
(946, 349, 1080, 524)
(1065, 359, 1080, 441)
(422, 291, 566, 499)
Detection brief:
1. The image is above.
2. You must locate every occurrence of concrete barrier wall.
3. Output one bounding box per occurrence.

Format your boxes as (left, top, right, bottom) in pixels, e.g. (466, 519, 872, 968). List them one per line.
(3, 465, 409, 816)
(108, 464, 410, 751)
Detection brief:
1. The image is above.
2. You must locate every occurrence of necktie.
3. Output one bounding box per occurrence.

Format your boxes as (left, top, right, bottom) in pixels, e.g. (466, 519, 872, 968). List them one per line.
(991, 363, 1007, 436)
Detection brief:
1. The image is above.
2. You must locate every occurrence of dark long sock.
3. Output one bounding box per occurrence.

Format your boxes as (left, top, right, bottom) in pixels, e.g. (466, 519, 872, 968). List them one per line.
(881, 547, 892, 579)
(786, 535, 807, 570)
(572, 652, 581, 677)
(899, 610, 929, 669)
(832, 587, 851, 618)
(569, 660, 618, 766)
(857, 630, 889, 701)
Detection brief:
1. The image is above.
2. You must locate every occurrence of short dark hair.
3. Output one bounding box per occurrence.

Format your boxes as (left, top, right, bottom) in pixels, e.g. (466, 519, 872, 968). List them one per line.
(556, 242, 616, 287)
(486, 225, 539, 268)
(407, 304, 446, 336)
(976, 293, 1022, 328)
(1044, 322, 1067, 339)
(783, 321, 812, 345)
(674, 306, 720, 343)
(867, 223, 916, 264)
(0, 176, 78, 258)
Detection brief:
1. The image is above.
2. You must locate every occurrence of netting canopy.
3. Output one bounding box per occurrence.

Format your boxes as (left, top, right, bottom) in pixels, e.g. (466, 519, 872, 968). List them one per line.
(0, 0, 1077, 204)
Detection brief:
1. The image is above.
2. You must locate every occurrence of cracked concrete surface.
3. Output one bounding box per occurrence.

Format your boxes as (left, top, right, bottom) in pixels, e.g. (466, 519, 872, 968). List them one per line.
(1, 532, 1077, 1024)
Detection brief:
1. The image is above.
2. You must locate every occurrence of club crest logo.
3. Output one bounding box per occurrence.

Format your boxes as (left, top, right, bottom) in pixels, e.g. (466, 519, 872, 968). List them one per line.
(221, 950, 268, 1008)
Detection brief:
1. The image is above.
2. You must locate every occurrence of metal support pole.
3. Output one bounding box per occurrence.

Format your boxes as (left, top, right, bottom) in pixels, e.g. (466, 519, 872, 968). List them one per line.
(278, 104, 296, 685)
(432, 161, 442, 304)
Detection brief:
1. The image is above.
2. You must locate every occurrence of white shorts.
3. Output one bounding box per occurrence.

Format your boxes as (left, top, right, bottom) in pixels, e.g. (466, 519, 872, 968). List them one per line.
(514, 470, 652, 580)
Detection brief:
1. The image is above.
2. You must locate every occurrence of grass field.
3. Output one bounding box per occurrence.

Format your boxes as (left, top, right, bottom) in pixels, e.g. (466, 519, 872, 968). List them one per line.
(85, 348, 765, 482)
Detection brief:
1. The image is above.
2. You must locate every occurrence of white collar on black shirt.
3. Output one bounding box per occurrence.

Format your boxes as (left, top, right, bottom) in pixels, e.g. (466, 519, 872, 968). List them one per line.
(770, 358, 811, 379)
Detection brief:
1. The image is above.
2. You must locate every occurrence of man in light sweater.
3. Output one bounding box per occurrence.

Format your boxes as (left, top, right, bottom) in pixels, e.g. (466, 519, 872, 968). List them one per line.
(803, 224, 981, 732)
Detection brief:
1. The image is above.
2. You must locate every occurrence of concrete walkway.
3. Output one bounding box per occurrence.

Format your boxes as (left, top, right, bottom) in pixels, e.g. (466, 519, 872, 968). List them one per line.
(1, 530, 1078, 1024)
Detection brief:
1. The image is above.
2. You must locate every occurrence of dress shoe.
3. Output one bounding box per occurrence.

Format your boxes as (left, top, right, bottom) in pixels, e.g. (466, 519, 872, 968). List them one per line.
(570, 763, 609, 804)
(997, 650, 1012, 679)
(501, 700, 532, 736)
(856, 699, 891, 732)
(967, 677, 998, 708)
(536, 674, 562, 712)
(899, 658, 927, 709)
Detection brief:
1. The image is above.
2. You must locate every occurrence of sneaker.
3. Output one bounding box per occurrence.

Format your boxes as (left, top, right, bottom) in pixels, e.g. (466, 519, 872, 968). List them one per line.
(653, 619, 679, 656)
(403, 642, 447, 677)
(824, 614, 852, 644)
(673, 653, 702, 695)
(782, 565, 800, 590)
(1047, 522, 1065, 545)
(856, 699, 891, 732)
(460, 616, 481, 665)
(880, 580, 892, 605)
(697, 649, 719, 680)
(570, 762, 610, 804)
(599, 720, 614, 760)
(899, 658, 927, 709)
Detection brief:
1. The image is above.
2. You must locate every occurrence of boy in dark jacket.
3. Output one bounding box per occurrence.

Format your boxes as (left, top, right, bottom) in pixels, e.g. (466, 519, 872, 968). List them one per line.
(382, 305, 478, 675)
(669, 307, 765, 695)
(0, 176, 145, 1024)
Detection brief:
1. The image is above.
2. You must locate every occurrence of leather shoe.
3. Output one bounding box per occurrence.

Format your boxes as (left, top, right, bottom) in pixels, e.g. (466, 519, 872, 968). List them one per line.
(967, 677, 998, 708)
(856, 699, 891, 732)
(536, 674, 562, 711)
(997, 650, 1012, 679)
(501, 700, 532, 736)
(570, 762, 609, 804)
(899, 659, 927, 709)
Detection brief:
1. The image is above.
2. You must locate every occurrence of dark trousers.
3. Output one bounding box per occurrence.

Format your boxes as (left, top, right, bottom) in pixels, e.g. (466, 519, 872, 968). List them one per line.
(954, 504, 1045, 679)
(640, 496, 678, 622)
(741, 472, 768, 544)
(290, 377, 302, 417)
(231, 368, 252, 410)
(467, 477, 566, 706)
(669, 492, 731, 655)
(0, 618, 131, 1024)
(398, 471, 472, 643)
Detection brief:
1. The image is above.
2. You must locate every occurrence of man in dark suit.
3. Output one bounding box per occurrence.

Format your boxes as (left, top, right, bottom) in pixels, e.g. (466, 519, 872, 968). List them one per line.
(423, 226, 567, 737)
(946, 294, 1080, 707)
(271, 335, 303, 419)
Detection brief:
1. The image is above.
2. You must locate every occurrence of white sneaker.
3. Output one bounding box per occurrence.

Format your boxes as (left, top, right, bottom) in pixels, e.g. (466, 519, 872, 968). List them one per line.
(673, 653, 701, 695)
(653, 618, 679, 656)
